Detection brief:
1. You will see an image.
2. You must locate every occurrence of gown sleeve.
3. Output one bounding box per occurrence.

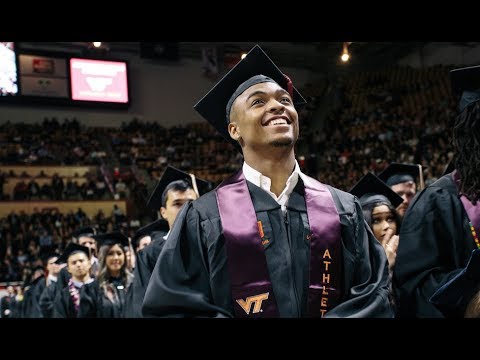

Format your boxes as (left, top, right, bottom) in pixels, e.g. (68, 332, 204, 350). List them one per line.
(393, 183, 474, 318)
(429, 249, 480, 318)
(142, 203, 231, 318)
(78, 281, 100, 318)
(129, 238, 166, 317)
(325, 195, 393, 318)
(39, 284, 57, 318)
(52, 288, 71, 318)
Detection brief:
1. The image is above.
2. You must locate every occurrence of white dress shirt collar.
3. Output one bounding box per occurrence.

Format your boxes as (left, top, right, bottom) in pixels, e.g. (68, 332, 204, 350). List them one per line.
(242, 160, 303, 213)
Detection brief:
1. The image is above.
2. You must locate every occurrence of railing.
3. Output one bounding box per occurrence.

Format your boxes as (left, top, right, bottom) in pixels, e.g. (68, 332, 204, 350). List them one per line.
(100, 161, 115, 196)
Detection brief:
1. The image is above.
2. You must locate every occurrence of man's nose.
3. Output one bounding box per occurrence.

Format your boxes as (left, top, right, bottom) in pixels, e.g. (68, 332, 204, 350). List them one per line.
(268, 100, 286, 112)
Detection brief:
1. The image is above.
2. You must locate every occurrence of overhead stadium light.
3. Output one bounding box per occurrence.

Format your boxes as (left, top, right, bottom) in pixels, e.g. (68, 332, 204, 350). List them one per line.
(341, 42, 351, 62)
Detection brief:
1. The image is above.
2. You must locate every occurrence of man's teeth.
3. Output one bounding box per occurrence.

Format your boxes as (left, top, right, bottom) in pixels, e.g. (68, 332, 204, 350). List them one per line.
(268, 119, 288, 126)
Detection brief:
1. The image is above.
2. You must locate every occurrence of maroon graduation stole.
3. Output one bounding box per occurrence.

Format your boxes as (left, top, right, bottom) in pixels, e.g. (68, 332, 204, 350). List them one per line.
(216, 169, 342, 318)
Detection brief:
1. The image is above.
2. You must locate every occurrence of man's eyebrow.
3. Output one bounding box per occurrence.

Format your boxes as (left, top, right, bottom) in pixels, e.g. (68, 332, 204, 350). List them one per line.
(245, 90, 267, 102)
(245, 88, 290, 102)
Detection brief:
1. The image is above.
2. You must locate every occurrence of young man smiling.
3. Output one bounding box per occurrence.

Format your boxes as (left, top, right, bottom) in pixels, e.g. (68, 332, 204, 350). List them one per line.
(142, 45, 392, 318)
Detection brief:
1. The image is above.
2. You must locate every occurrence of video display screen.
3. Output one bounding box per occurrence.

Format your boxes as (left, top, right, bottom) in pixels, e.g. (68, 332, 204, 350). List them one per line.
(0, 42, 19, 96)
(70, 58, 129, 104)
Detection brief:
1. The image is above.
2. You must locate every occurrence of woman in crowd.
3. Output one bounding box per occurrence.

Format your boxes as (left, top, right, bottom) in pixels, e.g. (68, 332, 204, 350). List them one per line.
(78, 232, 133, 318)
(350, 172, 403, 273)
(350, 172, 403, 311)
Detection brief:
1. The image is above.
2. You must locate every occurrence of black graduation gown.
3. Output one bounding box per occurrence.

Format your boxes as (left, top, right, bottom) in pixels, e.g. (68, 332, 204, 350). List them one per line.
(57, 267, 72, 287)
(123, 283, 135, 318)
(1, 295, 15, 318)
(125, 231, 167, 318)
(52, 286, 78, 318)
(39, 282, 57, 318)
(143, 179, 392, 318)
(78, 278, 130, 318)
(393, 175, 477, 318)
(10, 297, 23, 318)
(39, 272, 70, 318)
(22, 276, 46, 318)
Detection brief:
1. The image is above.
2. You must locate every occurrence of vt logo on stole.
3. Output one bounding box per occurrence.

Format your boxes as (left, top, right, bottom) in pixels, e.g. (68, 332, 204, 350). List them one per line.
(236, 293, 270, 314)
(234, 221, 270, 315)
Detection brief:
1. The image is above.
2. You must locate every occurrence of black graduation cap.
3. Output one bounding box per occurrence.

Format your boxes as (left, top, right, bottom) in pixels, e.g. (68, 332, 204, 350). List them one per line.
(92, 232, 130, 249)
(71, 226, 96, 239)
(146, 165, 212, 210)
(193, 44, 307, 152)
(55, 243, 91, 265)
(442, 160, 455, 176)
(42, 252, 60, 263)
(131, 218, 169, 248)
(430, 249, 480, 317)
(377, 163, 421, 187)
(349, 172, 404, 208)
(450, 65, 480, 112)
(32, 265, 45, 273)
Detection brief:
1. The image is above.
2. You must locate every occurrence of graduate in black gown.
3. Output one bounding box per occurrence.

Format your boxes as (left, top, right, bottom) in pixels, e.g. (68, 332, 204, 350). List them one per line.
(39, 254, 71, 318)
(39, 265, 70, 318)
(78, 232, 133, 318)
(22, 265, 46, 318)
(124, 218, 167, 318)
(72, 226, 100, 277)
(394, 65, 480, 318)
(9, 285, 24, 318)
(52, 243, 93, 318)
(378, 163, 423, 223)
(1, 285, 16, 318)
(127, 166, 211, 317)
(142, 45, 393, 318)
(350, 173, 403, 272)
(349, 172, 403, 310)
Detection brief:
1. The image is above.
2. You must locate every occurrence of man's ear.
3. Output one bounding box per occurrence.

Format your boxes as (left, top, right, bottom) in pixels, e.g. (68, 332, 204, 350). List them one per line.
(159, 207, 166, 220)
(228, 122, 241, 141)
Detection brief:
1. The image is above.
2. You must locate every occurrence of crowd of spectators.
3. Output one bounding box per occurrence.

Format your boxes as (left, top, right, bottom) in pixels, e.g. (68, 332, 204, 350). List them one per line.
(0, 206, 136, 284)
(314, 64, 456, 191)
(0, 117, 108, 166)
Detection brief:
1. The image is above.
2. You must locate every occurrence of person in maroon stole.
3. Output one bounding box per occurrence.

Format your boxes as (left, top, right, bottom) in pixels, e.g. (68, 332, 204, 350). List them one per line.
(395, 65, 480, 318)
(142, 44, 393, 318)
(52, 243, 93, 318)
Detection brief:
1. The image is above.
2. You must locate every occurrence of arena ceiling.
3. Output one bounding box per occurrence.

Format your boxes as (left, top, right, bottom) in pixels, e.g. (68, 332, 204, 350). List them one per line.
(19, 41, 433, 73)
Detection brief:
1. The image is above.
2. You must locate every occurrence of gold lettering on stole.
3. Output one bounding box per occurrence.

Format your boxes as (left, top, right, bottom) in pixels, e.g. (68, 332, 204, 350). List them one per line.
(236, 293, 270, 315)
(320, 248, 332, 317)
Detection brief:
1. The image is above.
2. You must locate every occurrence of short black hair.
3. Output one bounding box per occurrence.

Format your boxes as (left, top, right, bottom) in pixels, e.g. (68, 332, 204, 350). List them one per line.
(161, 179, 194, 208)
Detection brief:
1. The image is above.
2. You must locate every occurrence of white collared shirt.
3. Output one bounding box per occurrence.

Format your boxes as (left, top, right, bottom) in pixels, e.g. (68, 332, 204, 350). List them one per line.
(47, 275, 58, 287)
(72, 278, 94, 288)
(242, 160, 302, 215)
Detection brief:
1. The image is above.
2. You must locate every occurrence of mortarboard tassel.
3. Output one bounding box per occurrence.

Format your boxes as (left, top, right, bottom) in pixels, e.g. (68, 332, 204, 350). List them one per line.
(284, 74, 293, 99)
